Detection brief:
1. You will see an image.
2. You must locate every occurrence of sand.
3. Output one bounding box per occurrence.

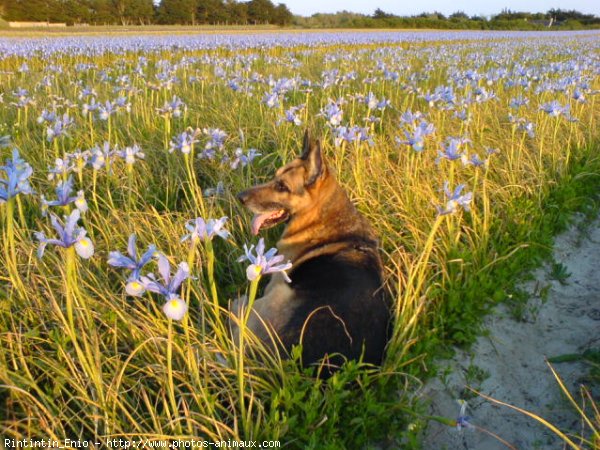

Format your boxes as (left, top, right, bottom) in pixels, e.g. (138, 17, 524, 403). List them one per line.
(422, 213, 600, 449)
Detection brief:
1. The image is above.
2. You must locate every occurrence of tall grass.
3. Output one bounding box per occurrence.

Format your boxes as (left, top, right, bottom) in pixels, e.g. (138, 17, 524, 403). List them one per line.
(0, 32, 599, 447)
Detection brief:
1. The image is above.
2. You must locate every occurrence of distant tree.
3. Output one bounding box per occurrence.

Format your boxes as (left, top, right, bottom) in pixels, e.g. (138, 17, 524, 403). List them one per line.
(110, 0, 153, 25)
(158, 0, 197, 24)
(112, 0, 128, 24)
(449, 11, 469, 20)
(226, 0, 248, 24)
(129, 0, 155, 24)
(87, 0, 117, 24)
(198, 0, 230, 24)
(247, 0, 275, 24)
(373, 8, 397, 19)
(54, 0, 90, 23)
(547, 8, 598, 24)
(0, 0, 9, 18)
(418, 11, 446, 20)
(272, 3, 292, 25)
(493, 9, 533, 21)
(5, 0, 57, 21)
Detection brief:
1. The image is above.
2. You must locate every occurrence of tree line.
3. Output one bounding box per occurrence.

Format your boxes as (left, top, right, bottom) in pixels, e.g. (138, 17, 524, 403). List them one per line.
(295, 8, 600, 30)
(0, 0, 294, 26)
(1, 2, 598, 30)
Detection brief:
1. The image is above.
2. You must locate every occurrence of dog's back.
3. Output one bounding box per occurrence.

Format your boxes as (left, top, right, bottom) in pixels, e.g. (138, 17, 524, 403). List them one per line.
(282, 246, 389, 367)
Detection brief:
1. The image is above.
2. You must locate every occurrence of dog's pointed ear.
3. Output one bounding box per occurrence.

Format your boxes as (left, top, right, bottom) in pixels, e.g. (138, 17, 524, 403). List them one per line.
(300, 129, 324, 186)
(301, 129, 311, 159)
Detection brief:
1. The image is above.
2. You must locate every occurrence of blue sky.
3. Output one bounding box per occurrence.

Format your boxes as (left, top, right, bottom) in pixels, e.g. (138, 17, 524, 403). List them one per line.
(283, 0, 599, 17)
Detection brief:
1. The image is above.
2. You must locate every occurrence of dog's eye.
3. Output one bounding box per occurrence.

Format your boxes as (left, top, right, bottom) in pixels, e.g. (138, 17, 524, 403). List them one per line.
(274, 180, 290, 193)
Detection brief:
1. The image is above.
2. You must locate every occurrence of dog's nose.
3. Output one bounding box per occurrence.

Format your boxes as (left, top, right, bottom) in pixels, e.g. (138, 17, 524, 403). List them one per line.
(237, 190, 249, 205)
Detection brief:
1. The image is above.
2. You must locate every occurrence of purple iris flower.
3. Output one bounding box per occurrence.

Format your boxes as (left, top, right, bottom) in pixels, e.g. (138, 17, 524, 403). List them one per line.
(572, 89, 586, 103)
(156, 95, 186, 117)
(278, 105, 304, 126)
(518, 120, 536, 138)
(509, 95, 529, 109)
(169, 129, 201, 155)
(334, 126, 373, 148)
(540, 100, 569, 117)
(46, 114, 74, 142)
(320, 101, 344, 127)
(10, 88, 35, 108)
(229, 148, 261, 169)
(34, 209, 94, 259)
(113, 96, 131, 113)
(203, 128, 228, 151)
(108, 233, 157, 280)
(40, 176, 87, 216)
(181, 216, 230, 243)
(37, 109, 57, 124)
(82, 97, 100, 115)
(140, 254, 190, 299)
(461, 153, 487, 168)
(365, 92, 379, 110)
(79, 87, 97, 99)
(396, 128, 426, 152)
(422, 91, 441, 107)
(455, 400, 473, 431)
(0, 149, 34, 203)
(89, 142, 115, 170)
(454, 109, 470, 122)
(262, 91, 280, 108)
(437, 182, 473, 216)
(400, 110, 424, 125)
(98, 100, 116, 121)
(237, 238, 292, 282)
(437, 137, 469, 164)
(472, 87, 496, 103)
(117, 144, 145, 165)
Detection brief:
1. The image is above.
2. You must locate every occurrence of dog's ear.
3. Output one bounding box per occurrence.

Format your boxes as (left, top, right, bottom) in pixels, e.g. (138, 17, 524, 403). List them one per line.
(301, 129, 311, 159)
(302, 138, 323, 187)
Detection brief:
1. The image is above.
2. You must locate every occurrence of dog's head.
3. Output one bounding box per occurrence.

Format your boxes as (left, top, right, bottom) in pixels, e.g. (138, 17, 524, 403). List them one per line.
(237, 130, 328, 235)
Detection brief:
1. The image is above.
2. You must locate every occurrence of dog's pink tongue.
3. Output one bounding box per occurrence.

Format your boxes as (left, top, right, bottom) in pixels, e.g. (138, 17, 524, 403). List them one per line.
(251, 213, 269, 235)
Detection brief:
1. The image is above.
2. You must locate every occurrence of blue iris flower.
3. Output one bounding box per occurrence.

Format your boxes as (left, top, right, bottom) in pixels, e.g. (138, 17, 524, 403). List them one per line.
(108, 233, 157, 280)
(237, 238, 292, 282)
(0, 149, 34, 203)
(140, 254, 190, 299)
(34, 209, 94, 259)
(437, 182, 473, 216)
(181, 216, 230, 243)
(40, 176, 88, 216)
(437, 137, 469, 164)
(169, 128, 200, 155)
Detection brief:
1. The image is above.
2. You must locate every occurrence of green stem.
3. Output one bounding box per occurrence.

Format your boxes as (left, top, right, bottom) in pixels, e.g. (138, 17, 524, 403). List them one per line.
(409, 216, 444, 298)
(127, 164, 134, 212)
(65, 246, 78, 335)
(237, 275, 261, 437)
(166, 319, 181, 433)
(204, 239, 219, 309)
(92, 170, 99, 210)
(4, 197, 24, 297)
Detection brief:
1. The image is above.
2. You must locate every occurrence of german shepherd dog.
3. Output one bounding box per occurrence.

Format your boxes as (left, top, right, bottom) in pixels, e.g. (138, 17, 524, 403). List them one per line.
(234, 130, 390, 371)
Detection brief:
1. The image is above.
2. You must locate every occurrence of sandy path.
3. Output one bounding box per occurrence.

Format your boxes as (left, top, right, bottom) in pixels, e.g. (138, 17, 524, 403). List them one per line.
(422, 213, 600, 449)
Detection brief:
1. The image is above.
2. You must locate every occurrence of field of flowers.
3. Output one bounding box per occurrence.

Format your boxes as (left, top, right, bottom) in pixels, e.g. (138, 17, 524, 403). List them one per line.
(1, 29, 599, 447)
